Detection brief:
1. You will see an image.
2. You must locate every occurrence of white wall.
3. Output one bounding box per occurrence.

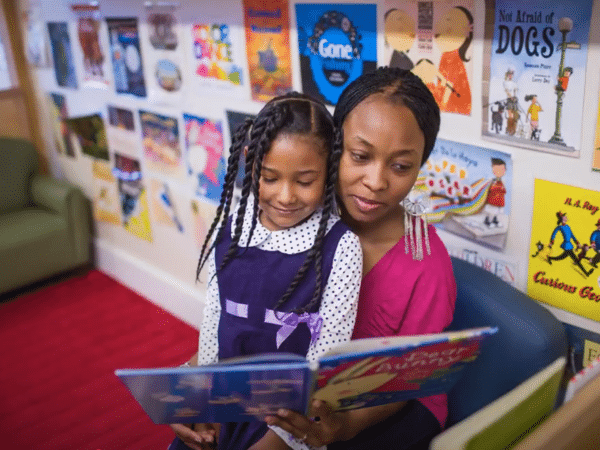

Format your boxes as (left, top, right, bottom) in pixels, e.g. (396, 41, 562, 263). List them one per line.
(21, 0, 600, 334)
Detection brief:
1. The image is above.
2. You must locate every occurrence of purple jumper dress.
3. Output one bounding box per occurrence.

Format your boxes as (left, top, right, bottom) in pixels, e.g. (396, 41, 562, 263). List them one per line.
(169, 216, 349, 450)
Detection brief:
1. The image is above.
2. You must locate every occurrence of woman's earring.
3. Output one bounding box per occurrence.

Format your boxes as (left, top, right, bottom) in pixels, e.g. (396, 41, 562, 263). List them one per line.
(402, 190, 431, 261)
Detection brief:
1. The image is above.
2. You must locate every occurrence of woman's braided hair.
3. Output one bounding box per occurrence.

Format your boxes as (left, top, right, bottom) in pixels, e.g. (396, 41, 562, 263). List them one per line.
(333, 67, 440, 166)
(197, 92, 337, 314)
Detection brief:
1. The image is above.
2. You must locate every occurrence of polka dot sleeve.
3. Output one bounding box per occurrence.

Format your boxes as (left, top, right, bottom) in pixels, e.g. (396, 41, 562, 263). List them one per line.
(198, 248, 220, 366)
(306, 230, 363, 362)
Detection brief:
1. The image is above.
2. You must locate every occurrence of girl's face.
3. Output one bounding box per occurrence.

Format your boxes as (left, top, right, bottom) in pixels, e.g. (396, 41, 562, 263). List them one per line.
(338, 94, 425, 227)
(258, 134, 327, 231)
(434, 8, 470, 53)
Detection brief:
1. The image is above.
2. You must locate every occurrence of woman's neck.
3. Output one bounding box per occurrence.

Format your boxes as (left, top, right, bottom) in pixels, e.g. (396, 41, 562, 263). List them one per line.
(343, 205, 406, 247)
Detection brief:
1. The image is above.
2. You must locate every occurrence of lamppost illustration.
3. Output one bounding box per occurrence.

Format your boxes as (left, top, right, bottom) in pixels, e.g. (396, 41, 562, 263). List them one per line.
(549, 17, 580, 146)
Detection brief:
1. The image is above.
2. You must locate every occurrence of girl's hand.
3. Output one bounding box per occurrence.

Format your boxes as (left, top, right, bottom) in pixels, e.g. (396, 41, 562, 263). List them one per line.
(265, 400, 347, 447)
(169, 423, 218, 450)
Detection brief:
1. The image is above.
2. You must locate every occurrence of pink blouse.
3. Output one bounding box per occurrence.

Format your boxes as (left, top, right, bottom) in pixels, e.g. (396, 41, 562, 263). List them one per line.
(351, 225, 457, 427)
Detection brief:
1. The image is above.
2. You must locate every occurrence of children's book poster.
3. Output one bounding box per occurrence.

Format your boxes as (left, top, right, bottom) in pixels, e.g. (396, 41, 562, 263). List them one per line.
(47, 22, 78, 88)
(593, 89, 600, 172)
(113, 152, 153, 242)
(139, 110, 184, 179)
(528, 179, 600, 321)
(226, 110, 256, 189)
(24, 5, 51, 68)
(482, 0, 593, 157)
(191, 198, 218, 256)
(296, 4, 377, 106)
(190, 22, 245, 97)
(149, 179, 185, 233)
(72, 3, 109, 88)
(446, 245, 517, 286)
(106, 18, 147, 97)
(243, 0, 292, 102)
(48, 92, 76, 157)
(414, 139, 513, 250)
(92, 159, 121, 225)
(383, 0, 474, 115)
(106, 105, 139, 159)
(144, 2, 185, 105)
(184, 113, 226, 203)
(64, 113, 109, 160)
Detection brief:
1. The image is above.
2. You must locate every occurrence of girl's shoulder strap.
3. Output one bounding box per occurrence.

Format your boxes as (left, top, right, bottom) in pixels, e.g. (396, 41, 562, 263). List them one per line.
(214, 216, 234, 269)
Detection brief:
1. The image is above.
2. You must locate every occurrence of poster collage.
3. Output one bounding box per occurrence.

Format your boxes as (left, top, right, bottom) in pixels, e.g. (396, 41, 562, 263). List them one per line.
(28, 1, 600, 366)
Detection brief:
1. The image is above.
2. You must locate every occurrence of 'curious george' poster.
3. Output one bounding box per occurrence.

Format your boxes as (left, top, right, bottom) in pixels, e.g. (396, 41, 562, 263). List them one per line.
(528, 179, 600, 321)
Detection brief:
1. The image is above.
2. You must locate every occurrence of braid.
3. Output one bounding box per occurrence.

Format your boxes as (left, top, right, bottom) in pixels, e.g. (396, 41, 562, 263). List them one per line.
(273, 121, 341, 314)
(220, 105, 291, 271)
(196, 118, 252, 280)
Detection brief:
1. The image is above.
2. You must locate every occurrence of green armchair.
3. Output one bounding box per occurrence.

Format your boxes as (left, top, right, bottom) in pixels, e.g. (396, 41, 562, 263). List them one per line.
(0, 137, 91, 294)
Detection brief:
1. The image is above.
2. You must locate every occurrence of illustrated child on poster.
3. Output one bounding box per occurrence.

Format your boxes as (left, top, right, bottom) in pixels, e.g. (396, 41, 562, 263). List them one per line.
(483, 158, 507, 228)
(525, 94, 543, 141)
(588, 219, 600, 268)
(547, 211, 594, 277)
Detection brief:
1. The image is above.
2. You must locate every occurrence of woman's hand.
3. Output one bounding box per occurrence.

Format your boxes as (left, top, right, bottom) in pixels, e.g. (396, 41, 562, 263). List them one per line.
(169, 423, 219, 450)
(265, 400, 348, 447)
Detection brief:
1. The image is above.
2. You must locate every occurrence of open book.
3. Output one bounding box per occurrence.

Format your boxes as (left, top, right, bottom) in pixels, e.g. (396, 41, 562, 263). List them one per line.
(116, 326, 497, 424)
(430, 356, 566, 450)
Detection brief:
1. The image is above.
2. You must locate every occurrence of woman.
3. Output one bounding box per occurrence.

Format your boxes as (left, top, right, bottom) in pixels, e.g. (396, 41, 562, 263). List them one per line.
(263, 67, 457, 450)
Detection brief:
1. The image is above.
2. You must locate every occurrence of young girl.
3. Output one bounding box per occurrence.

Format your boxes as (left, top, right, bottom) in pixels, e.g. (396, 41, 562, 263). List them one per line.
(265, 68, 457, 450)
(169, 92, 363, 450)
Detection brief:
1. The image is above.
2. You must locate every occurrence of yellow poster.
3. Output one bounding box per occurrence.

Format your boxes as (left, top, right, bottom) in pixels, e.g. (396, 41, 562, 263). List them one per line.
(528, 179, 600, 321)
(91, 160, 121, 225)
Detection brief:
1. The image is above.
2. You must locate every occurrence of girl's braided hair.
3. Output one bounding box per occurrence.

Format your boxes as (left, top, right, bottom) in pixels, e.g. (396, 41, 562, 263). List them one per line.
(197, 92, 337, 314)
(333, 66, 440, 165)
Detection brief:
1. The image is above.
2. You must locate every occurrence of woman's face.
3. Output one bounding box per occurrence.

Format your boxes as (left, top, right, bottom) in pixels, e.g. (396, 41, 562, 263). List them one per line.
(337, 94, 425, 227)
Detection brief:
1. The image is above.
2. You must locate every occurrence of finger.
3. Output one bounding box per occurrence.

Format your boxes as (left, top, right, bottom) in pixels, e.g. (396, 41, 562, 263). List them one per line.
(309, 399, 334, 419)
(170, 424, 205, 448)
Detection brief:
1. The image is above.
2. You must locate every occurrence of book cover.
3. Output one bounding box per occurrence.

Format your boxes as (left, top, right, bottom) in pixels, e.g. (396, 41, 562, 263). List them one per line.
(243, 0, 292, 102)
(295, 3, 377, 106)
(48, 92, 76, 158)
(64, 113, 109, 161)
(383, 0, 474, 115)
(106, 18, 146, 98)
(113, 153, 153, 242)
(47, 22, 78, 89)
(116, 326, 496, 424)
(72, 3, 109, 89)
(527, 179, 600, 321)
(183, 113, 226, 203)
(144, 2, 185, 106)
(482, 0, 593, 157)
(190, 22, 245, 95)
(139, 110, 184, 179)
(564, 354, 600, 403)
(430, 357, 566, 450)
(414, 139, 513, 251)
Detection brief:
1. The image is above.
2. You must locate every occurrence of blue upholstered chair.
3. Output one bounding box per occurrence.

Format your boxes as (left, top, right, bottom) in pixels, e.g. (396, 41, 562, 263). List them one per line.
(445, 257, 568, 427)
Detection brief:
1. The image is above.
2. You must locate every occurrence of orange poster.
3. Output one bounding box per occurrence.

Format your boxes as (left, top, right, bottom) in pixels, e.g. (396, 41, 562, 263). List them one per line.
(243, 0, 292, 102)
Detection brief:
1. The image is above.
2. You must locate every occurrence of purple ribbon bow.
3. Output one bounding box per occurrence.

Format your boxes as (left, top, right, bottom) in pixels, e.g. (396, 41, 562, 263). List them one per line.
(265, 310, 323, 349)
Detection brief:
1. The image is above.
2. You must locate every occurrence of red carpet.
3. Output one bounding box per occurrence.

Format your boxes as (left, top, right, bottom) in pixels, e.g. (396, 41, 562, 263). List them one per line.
(0, 270, 199, 450)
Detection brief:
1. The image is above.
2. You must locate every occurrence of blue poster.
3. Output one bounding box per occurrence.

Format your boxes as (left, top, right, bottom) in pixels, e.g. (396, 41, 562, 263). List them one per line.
(295, 4, 377, 105)
(483, 0, 593, 157)
(107, 18, 147, 97)
(47, 22, 78, 89)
